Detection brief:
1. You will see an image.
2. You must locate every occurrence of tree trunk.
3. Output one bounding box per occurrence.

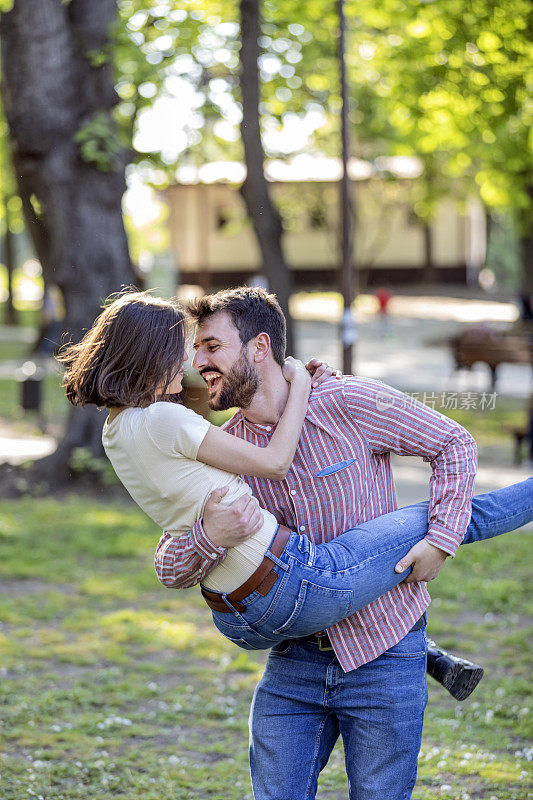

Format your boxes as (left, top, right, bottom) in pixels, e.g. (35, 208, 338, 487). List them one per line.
(520, 187, 533, 302)
(3, 203, 17, 325)
(421, 220, 437, 284)
(238, 0, 295, 356)
(0, 0, 135, 484)
(519, 188, 533, 376)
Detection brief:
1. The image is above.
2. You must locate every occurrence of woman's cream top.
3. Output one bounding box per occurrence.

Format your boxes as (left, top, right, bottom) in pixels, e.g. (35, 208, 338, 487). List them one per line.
(102, 402, 278, 592)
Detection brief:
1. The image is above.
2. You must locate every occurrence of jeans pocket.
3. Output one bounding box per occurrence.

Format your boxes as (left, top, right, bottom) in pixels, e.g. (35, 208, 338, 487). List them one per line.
(272, 580, 353, 637)
(221, 635, 260, 651)
(382, 628, 427, 659)
(212, 611, 278, 649)
(269, 639, 294, 657)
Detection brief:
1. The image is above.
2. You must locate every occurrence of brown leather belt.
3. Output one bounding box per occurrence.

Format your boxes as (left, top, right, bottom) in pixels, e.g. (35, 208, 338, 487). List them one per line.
(298, 613, 428, 652)
(200, 524, 292, 613)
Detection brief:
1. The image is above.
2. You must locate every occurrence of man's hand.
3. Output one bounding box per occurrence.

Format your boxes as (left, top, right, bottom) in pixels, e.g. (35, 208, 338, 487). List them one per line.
(394, 540, 448, 584)
(202, 486, 263, 549)
(305, 358, 342, 388)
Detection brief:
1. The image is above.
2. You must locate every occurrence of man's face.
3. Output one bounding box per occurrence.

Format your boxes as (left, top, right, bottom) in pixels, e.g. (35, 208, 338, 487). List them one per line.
(192, 311, 259, 410)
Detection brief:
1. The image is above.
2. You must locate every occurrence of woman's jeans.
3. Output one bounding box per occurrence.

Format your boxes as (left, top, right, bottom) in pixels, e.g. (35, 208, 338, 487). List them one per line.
(210, 479, 533, 650)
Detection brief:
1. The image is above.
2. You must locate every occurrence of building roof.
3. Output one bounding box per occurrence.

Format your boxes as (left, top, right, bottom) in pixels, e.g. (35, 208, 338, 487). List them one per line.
(172, 154, 423, 186)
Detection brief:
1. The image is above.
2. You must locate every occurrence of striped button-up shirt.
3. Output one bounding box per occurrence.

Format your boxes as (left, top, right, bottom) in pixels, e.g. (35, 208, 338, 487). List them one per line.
(155, 376, 477, 671)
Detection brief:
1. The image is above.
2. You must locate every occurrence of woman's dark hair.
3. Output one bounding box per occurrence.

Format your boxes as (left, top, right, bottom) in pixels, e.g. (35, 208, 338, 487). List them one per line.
(58, 291, 186, 408)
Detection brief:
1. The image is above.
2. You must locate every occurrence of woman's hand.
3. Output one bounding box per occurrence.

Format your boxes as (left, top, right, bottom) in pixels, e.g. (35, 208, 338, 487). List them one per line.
(197, 356, 313, 482)
(305, 359, 342, 388)
(282, 356, 312, 388)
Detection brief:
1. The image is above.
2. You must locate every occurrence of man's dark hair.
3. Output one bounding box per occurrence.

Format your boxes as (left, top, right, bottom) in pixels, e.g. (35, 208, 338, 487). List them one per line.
(58, 291, 186, 408)
(186, 286, 287, 366)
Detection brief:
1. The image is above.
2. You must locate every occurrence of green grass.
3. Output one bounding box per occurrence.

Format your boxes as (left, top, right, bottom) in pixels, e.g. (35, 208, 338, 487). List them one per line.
(444, 401, 528, 449)
(0, 307, 40, 328)
(0, 371, 68, 426)
(0, 324, 68, 425)
(0, 338, 33, 362)
(0, 497, 531, 799)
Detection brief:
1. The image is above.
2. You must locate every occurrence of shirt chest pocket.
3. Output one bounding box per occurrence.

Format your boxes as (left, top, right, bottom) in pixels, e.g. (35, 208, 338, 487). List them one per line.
(314, 458, 357, 478)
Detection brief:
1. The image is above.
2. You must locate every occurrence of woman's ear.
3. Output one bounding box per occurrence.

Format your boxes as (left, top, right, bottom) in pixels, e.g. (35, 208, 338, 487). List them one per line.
(252, 332, 271, 363)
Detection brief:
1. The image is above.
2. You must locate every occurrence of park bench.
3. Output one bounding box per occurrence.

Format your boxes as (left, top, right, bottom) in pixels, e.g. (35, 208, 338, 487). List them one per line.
(449, 327, 532, 389)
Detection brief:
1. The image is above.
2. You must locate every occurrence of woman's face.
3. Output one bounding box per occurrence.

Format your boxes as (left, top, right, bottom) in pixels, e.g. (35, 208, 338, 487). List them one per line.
(158, 349, 188, 398)
(166, 364, 184, 395)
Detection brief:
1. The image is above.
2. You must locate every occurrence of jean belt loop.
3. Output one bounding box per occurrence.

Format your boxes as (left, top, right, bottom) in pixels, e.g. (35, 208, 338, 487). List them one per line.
(222, 593, 238, 613)
(307, 539, 316, 567)
(201, 525, 291, 614)
(410, 612, 427, 632)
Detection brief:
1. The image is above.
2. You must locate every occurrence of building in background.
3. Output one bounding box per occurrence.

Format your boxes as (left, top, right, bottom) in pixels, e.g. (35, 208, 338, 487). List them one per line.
(163, 156, 486, 291)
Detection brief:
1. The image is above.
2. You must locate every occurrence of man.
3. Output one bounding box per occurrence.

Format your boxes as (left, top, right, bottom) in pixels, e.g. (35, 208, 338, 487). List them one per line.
(155, 287, 478, 800)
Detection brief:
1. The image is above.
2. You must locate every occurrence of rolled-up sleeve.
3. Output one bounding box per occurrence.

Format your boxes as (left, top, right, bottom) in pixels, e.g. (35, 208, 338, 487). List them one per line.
(154, 521, 227, 589)
(343, 378, 478, 556)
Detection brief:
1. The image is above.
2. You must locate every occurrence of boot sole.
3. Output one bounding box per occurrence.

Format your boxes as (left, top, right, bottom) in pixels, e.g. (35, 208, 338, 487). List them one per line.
(442, 663, 484, 701)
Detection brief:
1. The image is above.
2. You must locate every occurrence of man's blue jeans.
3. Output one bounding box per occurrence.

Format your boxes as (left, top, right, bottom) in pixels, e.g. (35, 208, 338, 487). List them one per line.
(250, 628, 428, 800)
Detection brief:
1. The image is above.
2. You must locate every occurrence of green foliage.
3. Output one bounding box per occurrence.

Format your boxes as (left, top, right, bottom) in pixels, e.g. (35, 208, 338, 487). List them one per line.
(351, 0, 533, 224)
(109, 0, 532, 234)
(85, 49, 111, 69)
(69, 447, 120, 486)
(113, 0, 242, 179)
(2, 0, 531, 306)
(74, 112, 125, 172)
(122, 184, 170, 264)
(0, 101, 24, 236)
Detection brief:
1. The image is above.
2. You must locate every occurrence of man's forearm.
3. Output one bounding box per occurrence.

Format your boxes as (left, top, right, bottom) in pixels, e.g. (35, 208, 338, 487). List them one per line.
(425, 425, 478, 556)
(154, 523, 226, 589)
(343, 377, 478, 555)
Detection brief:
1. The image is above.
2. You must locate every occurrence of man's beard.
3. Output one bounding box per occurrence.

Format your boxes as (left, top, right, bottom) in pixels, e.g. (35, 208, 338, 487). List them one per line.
(208, 348, 259, 411)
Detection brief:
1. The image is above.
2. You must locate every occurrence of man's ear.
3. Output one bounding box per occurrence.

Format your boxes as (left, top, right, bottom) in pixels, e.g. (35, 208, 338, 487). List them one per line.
(252, 333, 271, 363)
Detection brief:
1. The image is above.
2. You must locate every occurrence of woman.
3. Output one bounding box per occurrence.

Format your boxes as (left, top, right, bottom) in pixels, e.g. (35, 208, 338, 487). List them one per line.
(59, 290, 533, 651)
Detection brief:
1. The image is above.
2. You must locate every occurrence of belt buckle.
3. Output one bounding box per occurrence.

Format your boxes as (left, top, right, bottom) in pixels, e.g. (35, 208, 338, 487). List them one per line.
(316, 633, 333, 652)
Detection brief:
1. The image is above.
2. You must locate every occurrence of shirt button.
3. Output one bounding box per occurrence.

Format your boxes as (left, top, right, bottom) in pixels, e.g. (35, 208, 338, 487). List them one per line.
(266, 426, 272, 432)
(290, 490, 296, 496)
(299, 525, 306, 532)
(210, 553, 217, 558)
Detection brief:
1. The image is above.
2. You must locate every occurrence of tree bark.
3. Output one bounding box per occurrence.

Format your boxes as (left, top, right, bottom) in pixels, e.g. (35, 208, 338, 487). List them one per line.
(2, 202, 16, 325)
(519, 188, 533, 374)
(0, 0, 135, 484)
(238, 0, 295, 356)
(421, 220, 437, 284)
(520, 187, 533, 301)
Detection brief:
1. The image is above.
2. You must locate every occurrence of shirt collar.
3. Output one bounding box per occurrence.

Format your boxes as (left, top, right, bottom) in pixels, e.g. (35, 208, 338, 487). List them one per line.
(233, 408, 278, 435)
